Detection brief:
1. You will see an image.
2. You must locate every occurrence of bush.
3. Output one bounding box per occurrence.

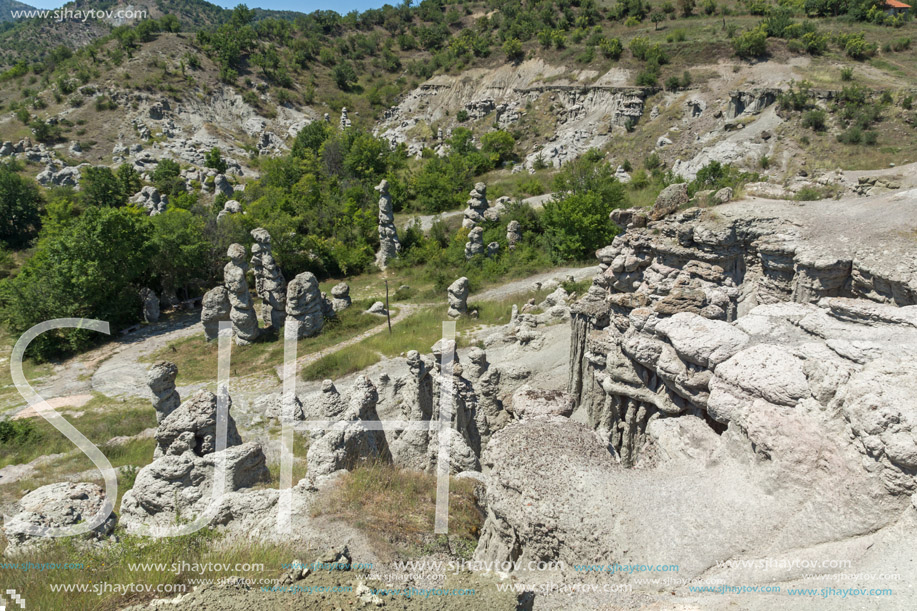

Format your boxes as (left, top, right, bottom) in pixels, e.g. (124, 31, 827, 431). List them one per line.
(456, 109, 469, 122)
(0, 163, 43, 248)
(733, 26, 768, 59)
(204, 147, 228, 173)
(502, 37, 524, 62)
(332, 61, 358, 90)
(802, 109, 827, 131)
(840, 67, 854, 81)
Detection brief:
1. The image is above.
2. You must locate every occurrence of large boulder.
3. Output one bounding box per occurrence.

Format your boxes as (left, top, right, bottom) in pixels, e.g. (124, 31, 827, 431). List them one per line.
(3, 482, 117, 556)
(650, 182, 688, 220)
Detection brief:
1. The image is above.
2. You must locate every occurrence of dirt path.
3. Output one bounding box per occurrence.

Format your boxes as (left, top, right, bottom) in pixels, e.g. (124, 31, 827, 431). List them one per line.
(474, 265, 599, 302)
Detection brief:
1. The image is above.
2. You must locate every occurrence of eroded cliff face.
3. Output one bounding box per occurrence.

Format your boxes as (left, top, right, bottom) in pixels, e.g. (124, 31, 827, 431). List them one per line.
(374, 58, 647, 169)
(474, 189, 917, 587)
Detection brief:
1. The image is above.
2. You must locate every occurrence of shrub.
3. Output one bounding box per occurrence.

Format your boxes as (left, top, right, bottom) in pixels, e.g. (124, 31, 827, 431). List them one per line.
(456, 109, 469, 122)
(840, 67, 854, 81)
(599, 37, 624, 60)
(502, 37, 524, 62)
(204, 147, 228, 173)
(0, 163, 43, 248)
(802, 109, 827, 131)
(733, 27, 768, 59)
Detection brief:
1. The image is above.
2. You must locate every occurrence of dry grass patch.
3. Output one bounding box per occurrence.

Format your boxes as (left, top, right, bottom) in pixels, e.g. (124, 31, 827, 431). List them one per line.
(311, 461, 482, 559)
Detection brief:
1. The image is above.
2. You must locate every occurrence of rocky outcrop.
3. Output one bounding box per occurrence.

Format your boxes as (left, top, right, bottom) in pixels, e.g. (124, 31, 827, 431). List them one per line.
(216, 199, 242, 222)
(120, 389, 269, 533)
(130, 186, 168, 215)
(464, 227, 485, 259)
(305, 376, 391, 486)
(249, 228, 286, 330)
(330, 282, 352, 312)
(3, 482, 117, 556)
(140, 287, 160, 323)
(447, 277, 469, 318)
(147, 361, 180, 423)
(462, 182, 489, 229)
(726, 88, 779, 119)
(224, 244, 259, 345)
(285, 272, 324, 339)
(374, 179, 401, 270)
(339, 107, 352, 129)
(507, 387, 575, 420)
(201, 286, 231, 341)
(649, 182, 688, 221)
(506, 220, 521, 249)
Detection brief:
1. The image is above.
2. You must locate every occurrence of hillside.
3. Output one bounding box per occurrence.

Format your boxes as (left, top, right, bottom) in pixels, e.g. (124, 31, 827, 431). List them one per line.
(0, 1, 917, 609)
(0, 0, 35, 22)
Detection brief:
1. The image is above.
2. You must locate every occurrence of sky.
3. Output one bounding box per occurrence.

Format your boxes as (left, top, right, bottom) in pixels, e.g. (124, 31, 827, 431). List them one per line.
(26, 0, 394, 14)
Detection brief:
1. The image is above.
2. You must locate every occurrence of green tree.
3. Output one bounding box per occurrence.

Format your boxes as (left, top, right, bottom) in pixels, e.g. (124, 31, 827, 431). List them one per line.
(679, 0, 696, 17)
(502, 37, 524, 62)
(733, 26, 768, 58)
(0, 207, 153, 360)
(151, 158, 183, 195)
(148, 209, 211, 299)
(116, 164, 141, 199)
(81, 166, 127, 207)
(204, 148, 228, 173)
(0, 164, 43, 249)
(480, 130, 516, 166)
(291, 121, 332, 158)
(332, 61, 358, 90)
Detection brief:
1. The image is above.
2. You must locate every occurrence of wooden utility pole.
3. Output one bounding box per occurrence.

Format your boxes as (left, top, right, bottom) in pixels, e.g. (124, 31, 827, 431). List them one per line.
(385, 278, 392, 334)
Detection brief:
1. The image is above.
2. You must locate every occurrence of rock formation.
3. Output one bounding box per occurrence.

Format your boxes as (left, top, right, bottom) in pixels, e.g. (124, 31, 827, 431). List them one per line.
(249, 228, 286, 330)
(506, 220, 521, 249)
(224, 244, 260, 345)
(139, 287, 160, 323)
(3, 482, 117, 556)
(462, 182, 489, 228)
(120, 389, 269, 533)
(486, 241, 500, 258)
(464, 227, 485, 259)
(130, 186, 168, 215)
(374, 179, 401, 270)
(366, 301, 387, 315)
(330, 282, 352, 312)
(447, 277, 469, 318)
(339, 107, 352, 129)
(305, 376, 391, 486)
(471, 194, 917, 584)
(285, 271, 324, 339)
(147, 361, 180, 423)
(649, 182, 688, 221)
(216, 199, 242, 222)
(201, 286, 231, 341)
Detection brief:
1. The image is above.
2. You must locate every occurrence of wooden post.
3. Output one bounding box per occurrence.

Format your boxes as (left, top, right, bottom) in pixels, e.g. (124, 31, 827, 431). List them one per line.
(385, 278, 392, 334)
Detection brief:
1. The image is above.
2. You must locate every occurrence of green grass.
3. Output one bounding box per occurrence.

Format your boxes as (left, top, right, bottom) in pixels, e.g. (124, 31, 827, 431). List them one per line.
(310, 461, 481, 558)
(0, 395, 155, 469)
(0, 325, 54, 415)
(144, 306, 388, 386)
(0, 529, 297, 611)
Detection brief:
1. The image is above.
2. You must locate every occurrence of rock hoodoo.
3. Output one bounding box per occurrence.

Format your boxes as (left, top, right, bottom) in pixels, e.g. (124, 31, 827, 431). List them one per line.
(249, 228, 286, 330)
(464, 227, 485, 259)
(506, 220, 521, 249)
(447, 277, 469, 318)
(147, 361, 180, 423)
(139, 287, 160, 323)
(462, 182, 489, 228)
(201, 286, 231, 341)
(374, 179, 401, 270)
(330, 282, 352, 312)
(224, 243, 259, 345)
(285, 271, 325, 339)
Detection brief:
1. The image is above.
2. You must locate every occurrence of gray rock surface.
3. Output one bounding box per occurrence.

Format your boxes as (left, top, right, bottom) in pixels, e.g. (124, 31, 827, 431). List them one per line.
(249, 228, 286, 330)
(140, 287, 160, 323)
(330, 282, 352, 312)
(464, 227, 485, 259)
(506, 220, 522, 249)
(224, 244, 259, 345)
(374, 179, 401, 270)
(201, 286, 231, 341)
(147, 361, 180, 423)
(650, 182, 688, 221)
(3, 482, 117, 556)
(131, 186, 168, 215)
(285, 272, 324, 339)
(462, 182, 489, 229)
(447, 277, 469, 318)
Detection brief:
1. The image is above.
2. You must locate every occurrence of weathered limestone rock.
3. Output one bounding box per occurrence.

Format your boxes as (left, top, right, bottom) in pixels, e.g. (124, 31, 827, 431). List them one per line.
(486, 241, 500, 258)
(140, 287, 160, 323)
(249, 228, 286, 330)
(339, 107, 352, 129)
(330, 282, 352, 312)
(713, 186, 733, 204)
(387, 351, 435, 471)
(305, 376, 391, 486)
(3, 482, 117, 556)
(286, 272, 325, 339)
(374, 179, 401, 270)
(508, 387, 575, 420)
(462, 182, 489, 228)
(201, 286, 231, 341)
(447, 277, 470, 318)
(366, 301, 387, 315)
(216, 199, 242, 222)
(224, 244, 259, 345)
(130, 186, 168, 216)
(650, 182, 688, 220)
(120, 389, 270, 534)
(506, 220, 522, 249)
(147, 361, 180, 423)
(464, 227, 485, 259)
